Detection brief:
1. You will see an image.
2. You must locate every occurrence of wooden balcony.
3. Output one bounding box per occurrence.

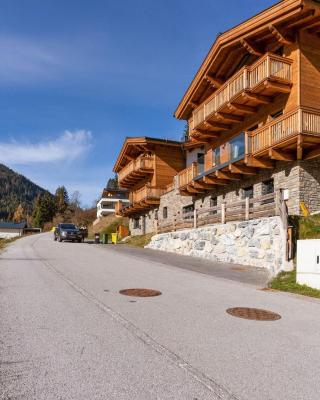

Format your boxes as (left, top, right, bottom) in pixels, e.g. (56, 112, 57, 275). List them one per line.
(177, 162, 199, 195)
(117, 185, 164, 216)
(118, 154, 155, 188)
(246, 107, 320, 162)
(190, 53, 292, 141)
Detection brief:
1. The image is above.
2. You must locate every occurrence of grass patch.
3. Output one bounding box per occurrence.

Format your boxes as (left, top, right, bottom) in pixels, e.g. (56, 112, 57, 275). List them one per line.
(270, 270, 320, 299)
(290, 214, 320, 240)
(122, 233, 154, 248)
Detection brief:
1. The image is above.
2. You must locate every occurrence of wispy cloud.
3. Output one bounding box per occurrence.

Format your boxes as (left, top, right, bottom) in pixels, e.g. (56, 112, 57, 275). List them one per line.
(0, 130, 92, 165)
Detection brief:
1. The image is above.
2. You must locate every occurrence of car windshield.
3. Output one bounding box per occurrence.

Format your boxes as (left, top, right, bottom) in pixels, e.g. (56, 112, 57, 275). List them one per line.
(60, 224, 77, 229)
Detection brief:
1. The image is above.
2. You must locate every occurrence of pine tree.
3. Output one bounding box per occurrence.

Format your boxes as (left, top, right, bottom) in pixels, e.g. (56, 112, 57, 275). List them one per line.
(54, 186, 69, 214)
(32, 192, 56, 228)
(107, 175, 118, 190)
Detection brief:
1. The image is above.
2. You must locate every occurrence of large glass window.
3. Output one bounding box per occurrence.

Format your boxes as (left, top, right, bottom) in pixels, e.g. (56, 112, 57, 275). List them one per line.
(212, 133, 245, 168)
(230, 132, 245, 160)
(197, 153, 205, 174)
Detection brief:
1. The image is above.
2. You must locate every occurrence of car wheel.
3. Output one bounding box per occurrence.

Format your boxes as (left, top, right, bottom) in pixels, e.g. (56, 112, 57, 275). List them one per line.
(77, 239, 81, 243)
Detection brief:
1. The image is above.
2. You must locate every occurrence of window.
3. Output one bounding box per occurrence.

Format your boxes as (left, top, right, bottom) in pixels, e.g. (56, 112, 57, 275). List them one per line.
(210, 197, 218, 214)
(243, 186, 254, 199)
(163, 207, 168, 219)
(262, 179, 274, 204)
(182, 204, 194, 220)
(230, 132, 245, 160)
(271, 110, 283, 120)
(213, 147, 221, 166)
(133, 218, 140, 229)
(197, 153, 205, 174)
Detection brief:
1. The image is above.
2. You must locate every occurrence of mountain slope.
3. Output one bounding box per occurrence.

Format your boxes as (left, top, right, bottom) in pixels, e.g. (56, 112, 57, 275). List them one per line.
(0, 164, 49, 220)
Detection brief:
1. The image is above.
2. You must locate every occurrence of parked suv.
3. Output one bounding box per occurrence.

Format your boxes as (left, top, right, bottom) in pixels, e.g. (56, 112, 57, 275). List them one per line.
(54, 223, 83, 243)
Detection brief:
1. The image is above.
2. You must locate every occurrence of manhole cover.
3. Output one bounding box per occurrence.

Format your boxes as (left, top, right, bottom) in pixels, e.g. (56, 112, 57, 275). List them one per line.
(226, 307, 281, 321)
(119, 288, 162, 297)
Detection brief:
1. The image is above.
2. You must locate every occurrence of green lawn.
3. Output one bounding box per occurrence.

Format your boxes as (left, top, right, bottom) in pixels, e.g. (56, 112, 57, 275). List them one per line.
(270, 270, 320, 299)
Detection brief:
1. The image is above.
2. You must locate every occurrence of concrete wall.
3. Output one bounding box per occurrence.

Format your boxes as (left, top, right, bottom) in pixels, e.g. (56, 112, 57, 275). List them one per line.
(147, 216, 290, 276)
(0, 232, 21, 239)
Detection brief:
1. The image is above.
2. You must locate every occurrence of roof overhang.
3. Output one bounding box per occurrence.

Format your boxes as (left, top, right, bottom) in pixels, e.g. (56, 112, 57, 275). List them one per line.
(113, 136, 182, 172)
(175, 0, 320, 120)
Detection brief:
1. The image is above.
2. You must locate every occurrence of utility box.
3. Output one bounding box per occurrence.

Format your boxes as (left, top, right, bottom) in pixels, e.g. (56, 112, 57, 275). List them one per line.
(297, 240, 320, 289)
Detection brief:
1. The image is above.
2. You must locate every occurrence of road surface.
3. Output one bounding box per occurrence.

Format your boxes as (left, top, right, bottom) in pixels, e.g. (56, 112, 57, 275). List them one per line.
(1, 233, 320, 400)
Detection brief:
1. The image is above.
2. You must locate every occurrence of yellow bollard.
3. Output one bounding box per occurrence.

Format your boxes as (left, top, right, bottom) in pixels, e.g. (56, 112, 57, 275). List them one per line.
(111, 233, 118, 244)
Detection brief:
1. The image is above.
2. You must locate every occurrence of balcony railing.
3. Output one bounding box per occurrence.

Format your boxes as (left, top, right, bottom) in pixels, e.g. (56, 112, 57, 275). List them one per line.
(177, 162, 199, 189)
(131, 185, 164, 204)
(191, 53, 292, 131)
(213, 132, 246, 169)
(118, 154, 154, 185)
(247, 108, 320, 155)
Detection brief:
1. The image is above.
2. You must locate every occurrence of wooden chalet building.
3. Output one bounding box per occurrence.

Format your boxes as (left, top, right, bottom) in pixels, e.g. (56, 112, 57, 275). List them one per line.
(114, 137, 184, 234)
(115, 0, 320, 237)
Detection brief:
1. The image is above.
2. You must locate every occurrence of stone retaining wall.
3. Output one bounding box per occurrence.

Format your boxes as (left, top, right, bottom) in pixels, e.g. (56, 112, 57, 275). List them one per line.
(147, 216, 291, 276)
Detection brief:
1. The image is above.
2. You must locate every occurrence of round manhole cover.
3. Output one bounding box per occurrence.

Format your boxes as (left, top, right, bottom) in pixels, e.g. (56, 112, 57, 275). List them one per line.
(226, 307, 281, 321)
(119, 288, 162, 297)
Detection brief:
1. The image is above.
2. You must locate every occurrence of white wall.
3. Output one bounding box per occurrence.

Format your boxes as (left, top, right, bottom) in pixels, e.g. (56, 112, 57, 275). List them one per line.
(186, 148, 204, 167)
(0, 232, 20, 239)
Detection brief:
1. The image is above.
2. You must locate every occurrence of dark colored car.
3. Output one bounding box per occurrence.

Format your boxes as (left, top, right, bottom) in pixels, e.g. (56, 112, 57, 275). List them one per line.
(54, 223, 83, 243)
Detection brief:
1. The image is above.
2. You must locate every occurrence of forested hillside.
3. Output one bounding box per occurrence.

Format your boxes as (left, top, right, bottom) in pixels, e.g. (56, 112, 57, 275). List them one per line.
(0, 164, 48, 220)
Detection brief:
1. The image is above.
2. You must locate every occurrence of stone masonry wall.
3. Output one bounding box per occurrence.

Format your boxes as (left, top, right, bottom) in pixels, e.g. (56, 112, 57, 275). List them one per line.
(147, 216, 290, 276)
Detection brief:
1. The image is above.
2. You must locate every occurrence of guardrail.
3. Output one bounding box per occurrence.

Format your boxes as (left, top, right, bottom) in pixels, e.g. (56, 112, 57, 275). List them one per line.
(246, 108, 320, 155)
(191, 53, 292, 131)
(177, 162, 199, 189)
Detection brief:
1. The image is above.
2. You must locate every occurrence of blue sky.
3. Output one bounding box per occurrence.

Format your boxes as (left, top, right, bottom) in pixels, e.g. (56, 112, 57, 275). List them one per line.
(0, 0, 275, 207)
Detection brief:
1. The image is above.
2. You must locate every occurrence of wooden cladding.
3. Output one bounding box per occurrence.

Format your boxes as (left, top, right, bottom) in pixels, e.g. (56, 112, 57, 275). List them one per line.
(191, 53, 292, 132)
(247, 108, 320, 155)
(130, 185, 163, 204)
(118, 154, 154, 187)
(177, 162, 198, 189)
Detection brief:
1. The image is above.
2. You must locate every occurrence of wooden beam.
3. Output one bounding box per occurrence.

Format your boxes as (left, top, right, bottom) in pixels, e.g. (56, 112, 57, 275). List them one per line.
(190, 101, 199, 109)
(303, 147, 320, 160)
(215, 112, 244, 123)
(242, 92, 271, 105)
(269, 148, 295, 161)
(285, 9, 317, 30)
(227, 103, 256, 114)
(246, 156, 274, 169)
(203, 176, 228, 185)
(307, 23, 320, 35)
(229, 164, 257, 175)
(215, 171, 241, 180)
(269, 24, 294, 45)
(240, 38, 263, 56)
(194, 128, 220, 139)
(193, 181, 216, 190)
(264, 81, 291, 93)
(205, 75, 223, 88)
(186, 184, 206, 194)
(204, 121, 230, 131)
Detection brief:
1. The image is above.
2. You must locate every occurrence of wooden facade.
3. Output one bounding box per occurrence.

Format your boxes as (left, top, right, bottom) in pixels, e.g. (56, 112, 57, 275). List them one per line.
(175, 0, 320, 195)
(113, 137, 184, 217)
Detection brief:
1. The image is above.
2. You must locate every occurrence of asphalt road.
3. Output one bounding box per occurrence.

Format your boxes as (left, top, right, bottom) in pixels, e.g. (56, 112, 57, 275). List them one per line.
(1, 234, 320, 400)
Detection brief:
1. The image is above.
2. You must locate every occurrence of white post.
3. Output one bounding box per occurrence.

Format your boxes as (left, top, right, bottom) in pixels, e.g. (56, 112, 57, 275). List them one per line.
(193, 209, 197, 229)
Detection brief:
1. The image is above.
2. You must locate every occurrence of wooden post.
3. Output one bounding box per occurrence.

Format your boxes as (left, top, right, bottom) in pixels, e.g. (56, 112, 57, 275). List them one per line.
(244, 68, 248, 90)
(245, 197, 250, 221)
(221, 203, 226, 224)
(193, 209, 197, 229)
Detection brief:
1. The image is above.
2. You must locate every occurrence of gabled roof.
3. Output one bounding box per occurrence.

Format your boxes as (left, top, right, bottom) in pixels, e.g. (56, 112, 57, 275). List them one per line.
(0, 221, 27, 230)
(113, 136, 182, 172)
(175, 0, 320, 120)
